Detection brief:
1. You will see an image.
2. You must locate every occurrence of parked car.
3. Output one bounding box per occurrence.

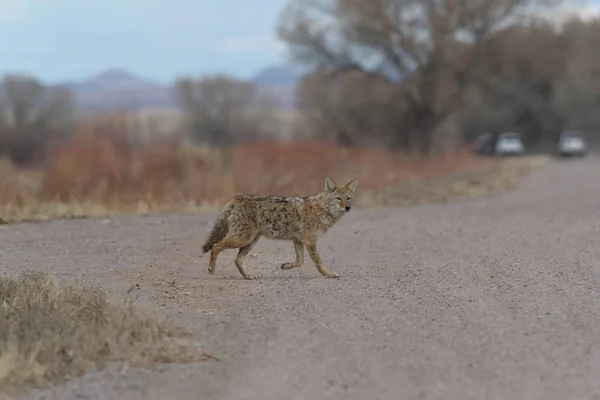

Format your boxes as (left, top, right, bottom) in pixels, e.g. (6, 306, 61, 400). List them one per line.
(557, 130, 587, 157)
(473, 132, 525, 156)
(496, 132, 525, 156)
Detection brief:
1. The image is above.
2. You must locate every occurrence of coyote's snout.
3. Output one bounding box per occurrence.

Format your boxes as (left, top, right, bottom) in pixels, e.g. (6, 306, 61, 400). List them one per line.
(201, 177, 358, 279)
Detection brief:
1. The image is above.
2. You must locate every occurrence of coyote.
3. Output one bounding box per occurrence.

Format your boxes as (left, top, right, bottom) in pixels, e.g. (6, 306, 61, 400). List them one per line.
(202, 177, 358, 279)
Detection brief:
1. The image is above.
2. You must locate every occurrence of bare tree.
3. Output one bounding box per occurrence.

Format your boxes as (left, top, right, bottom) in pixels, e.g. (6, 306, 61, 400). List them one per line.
(458, 17, 600, 151)
(296, 66, 408, 147)
(459, 22, 568, 149)
(175, 74, 279, 146)
(278, 0, 564, 154)
(0, 74, 73, 133)
(0, 74, 74, 165)
(553, 18, 600, 146)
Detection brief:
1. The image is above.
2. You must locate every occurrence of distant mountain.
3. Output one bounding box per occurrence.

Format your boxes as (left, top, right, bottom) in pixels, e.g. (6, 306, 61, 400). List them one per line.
(57, 65, 302, 112)
(73, 68, 159, 91)
(252, 65, 302, 86)
(63, 68, 176, 111)
(252, 65, 302, 108)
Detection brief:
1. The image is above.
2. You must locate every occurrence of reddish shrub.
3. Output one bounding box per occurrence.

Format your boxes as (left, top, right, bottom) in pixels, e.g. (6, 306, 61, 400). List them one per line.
(29, 119, 486, 207)
(42, 124, 133, 201)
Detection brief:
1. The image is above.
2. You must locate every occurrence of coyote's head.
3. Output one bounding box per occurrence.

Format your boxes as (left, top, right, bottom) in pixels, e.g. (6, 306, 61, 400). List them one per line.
(324, 177, 359, 213)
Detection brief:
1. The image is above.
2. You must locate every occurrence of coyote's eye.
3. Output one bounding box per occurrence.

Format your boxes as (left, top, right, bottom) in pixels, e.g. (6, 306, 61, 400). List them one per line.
(335, 197, 342, 201)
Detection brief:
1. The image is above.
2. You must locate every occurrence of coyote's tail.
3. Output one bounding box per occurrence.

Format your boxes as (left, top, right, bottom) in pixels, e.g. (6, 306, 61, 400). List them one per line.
(202, 204, 232, 253)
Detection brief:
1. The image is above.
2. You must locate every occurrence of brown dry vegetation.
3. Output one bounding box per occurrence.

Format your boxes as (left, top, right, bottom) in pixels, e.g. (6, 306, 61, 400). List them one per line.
(0, 123, 545, 224)
(0, 272, 209, 394)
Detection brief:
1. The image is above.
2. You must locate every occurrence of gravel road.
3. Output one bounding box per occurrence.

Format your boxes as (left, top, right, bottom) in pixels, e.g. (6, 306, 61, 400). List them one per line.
(4, 157, 600, 400)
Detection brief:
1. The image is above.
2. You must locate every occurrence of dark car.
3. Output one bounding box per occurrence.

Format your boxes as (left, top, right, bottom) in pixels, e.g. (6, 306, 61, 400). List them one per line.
(473, 132, 525, 156)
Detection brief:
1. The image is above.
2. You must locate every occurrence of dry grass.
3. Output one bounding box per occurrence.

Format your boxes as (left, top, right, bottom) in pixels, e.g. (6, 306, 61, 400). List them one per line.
(358, 155, 548, 206)
(0, 123, 547, 223)
(0, 272, 208, 393)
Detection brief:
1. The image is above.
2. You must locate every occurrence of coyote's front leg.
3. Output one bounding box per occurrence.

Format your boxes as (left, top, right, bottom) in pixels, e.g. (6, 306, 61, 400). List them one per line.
(305, 241, 339, 278)
(281, 240, 304, 270)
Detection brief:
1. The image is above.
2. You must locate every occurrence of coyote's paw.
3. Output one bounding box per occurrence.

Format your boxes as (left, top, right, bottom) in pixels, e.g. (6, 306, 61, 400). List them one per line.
(326, 272, 340, 278)
(208, 267, 215, 274)
(281, 262, 294, 270)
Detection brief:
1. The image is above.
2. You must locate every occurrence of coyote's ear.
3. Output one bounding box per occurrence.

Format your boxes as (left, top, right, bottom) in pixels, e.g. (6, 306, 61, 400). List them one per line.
(346, 179, 358, 193)
(325, 177, 336, 192)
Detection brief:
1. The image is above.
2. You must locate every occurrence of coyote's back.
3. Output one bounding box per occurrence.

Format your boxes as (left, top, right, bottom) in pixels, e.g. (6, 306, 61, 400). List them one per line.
(202, 177, 358, 279)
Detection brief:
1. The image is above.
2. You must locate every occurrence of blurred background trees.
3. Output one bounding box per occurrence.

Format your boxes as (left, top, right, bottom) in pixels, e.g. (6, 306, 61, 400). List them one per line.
(278, 0, 600, 155)
(0, 74, 74, 165)
(2, 0, 600, 162)
(174, 74, 282, 147)
(1, 0, 600, 217)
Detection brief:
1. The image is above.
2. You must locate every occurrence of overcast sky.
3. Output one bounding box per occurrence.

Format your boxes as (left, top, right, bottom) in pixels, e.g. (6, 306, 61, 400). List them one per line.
(0, 0, 289, 83)
(0, 0, 599, 84)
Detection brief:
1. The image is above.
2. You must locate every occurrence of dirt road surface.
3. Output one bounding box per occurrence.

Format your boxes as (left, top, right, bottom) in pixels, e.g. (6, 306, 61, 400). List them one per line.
(4, 157, 600, 400)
